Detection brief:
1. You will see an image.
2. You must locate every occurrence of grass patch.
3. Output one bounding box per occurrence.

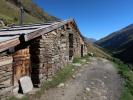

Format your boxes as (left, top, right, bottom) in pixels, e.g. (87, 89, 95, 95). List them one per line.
(121, 87, 133, 100)
(73, 55, 90, 64)
(34, 56, 89, 99)
(112, 58, 133, 100)
(35, 64, 76, 98)
(9, 56, 90, 100)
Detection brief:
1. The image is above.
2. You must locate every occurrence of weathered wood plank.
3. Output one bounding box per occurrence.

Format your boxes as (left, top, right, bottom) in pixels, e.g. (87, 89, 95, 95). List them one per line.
(0, 37, 20, 52)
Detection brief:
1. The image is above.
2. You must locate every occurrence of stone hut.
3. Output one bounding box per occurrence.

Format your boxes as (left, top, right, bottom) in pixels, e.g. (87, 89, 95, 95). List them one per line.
(0, 19, 88, 98)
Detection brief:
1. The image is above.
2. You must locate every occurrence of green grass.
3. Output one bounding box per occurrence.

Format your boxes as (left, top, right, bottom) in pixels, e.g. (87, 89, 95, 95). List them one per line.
(73, 55, 89, 64)
(9, 56, 90, 100)
(73, 57, 83, 63)
(121, 87, 133, 100)
(34, 64, 76, 98)
(112, 58, 133, 100)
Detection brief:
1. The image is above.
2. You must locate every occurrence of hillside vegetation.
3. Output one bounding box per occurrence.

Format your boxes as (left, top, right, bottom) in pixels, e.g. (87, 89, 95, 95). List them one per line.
(0, 0, 58, 26)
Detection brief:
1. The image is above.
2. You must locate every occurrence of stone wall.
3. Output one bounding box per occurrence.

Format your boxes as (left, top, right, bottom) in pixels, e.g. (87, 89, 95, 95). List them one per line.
(69, 24, 88, 58)
(30, 27, 70, 87)
(0, 55, 13, 100)
(0, 46, 31, 99)
(30, 23, 88, 87)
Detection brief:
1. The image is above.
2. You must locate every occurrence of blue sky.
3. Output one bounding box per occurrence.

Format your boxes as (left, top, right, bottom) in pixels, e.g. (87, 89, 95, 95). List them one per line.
(33, 0, 133, 40)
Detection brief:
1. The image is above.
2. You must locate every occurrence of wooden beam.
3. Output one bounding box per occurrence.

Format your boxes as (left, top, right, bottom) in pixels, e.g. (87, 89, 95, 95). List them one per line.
(0, 37, 20, 52)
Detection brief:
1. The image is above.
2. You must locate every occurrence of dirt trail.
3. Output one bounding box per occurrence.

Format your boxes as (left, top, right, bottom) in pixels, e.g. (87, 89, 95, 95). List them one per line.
(40, 57, 122, 100)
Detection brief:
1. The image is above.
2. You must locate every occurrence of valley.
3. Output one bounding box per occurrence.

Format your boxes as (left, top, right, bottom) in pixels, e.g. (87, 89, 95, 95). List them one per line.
(96, 24, 133, 65)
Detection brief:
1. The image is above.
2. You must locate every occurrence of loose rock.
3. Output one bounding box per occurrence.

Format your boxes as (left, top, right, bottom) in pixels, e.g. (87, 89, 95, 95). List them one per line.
(85, 87, 91, 92)
(72, 69, 75, 71)
(72, 63, 81, 67)
(72, 75, 76, 79)
(104, 76, 107, 79)
(83, 96, 87, 100)
(57, 83, 65, 88)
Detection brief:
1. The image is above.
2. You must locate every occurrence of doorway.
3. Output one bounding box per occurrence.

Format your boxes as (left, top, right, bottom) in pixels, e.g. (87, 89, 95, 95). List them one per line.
(81, 44, 84, 57)
(69, 33, 73, 60)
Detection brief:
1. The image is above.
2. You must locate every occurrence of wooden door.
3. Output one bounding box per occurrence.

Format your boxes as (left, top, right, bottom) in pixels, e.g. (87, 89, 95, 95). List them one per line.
(13, 47, 30, 84)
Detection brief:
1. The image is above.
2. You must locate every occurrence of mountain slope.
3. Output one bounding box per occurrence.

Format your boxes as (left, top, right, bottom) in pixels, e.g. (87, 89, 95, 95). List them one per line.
(114, 40, 133, 64)
(83, 37, 112, 59)
(96, 24, 133, 51)
(96, 24, 133, 64)
(0, 0, 58, 26)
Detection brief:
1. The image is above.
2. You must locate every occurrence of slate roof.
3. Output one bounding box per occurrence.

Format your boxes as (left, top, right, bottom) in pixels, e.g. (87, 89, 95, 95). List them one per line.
(0, 19, 74, 52)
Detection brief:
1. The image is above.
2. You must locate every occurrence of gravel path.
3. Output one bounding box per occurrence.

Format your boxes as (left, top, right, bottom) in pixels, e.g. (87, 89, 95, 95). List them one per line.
(40, 57, 122, 100)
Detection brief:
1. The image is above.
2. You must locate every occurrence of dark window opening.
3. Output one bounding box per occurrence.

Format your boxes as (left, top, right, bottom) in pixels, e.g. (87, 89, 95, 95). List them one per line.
(81, 44, 84, 57)
(69, 33, 73, 60)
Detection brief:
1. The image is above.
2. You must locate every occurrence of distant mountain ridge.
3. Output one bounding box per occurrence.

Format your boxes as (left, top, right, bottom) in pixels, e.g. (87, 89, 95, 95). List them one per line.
(83, 37, 96, 43)
(96, 24, 133, 64)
